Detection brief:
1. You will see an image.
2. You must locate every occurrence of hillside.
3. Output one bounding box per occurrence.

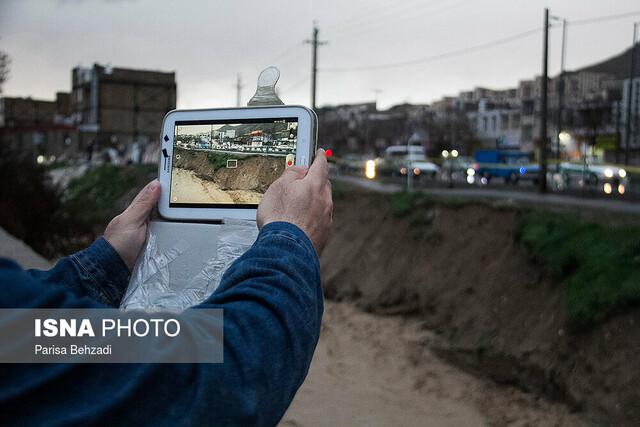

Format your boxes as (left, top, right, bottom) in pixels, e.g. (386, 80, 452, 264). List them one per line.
(320, 190, 640, 425)
(574, 42, 640, 79)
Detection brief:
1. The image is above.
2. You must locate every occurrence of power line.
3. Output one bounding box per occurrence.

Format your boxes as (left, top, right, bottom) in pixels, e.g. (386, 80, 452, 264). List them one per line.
(282, 75, 310, 93)
(569, 9, 640, 26)
(322, 0, 435, 35)
(319, 9, 640, 74)
(323, 0, 456, 42)
(321, 27, 543, 72)
(263, 42, 305, 67)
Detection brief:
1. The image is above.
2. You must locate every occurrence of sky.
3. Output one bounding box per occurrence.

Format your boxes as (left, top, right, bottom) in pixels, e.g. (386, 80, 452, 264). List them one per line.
(1, 0, 639, 110)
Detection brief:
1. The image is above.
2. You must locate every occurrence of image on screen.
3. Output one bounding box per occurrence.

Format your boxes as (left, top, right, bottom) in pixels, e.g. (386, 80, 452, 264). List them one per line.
(169, 117, 298, 208)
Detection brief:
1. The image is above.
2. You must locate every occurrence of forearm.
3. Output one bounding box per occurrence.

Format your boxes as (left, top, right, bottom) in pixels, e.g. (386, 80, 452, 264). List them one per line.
(25, 237, 130, 307)
(196, 221, 324, 424)
(0, 222, 323, 425)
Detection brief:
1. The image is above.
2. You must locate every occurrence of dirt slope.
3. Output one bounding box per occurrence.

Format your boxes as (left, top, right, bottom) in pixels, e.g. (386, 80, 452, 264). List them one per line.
(282, 300, 583, 426)
(173, 148, 284, 192)
(320, 192, 640, 425)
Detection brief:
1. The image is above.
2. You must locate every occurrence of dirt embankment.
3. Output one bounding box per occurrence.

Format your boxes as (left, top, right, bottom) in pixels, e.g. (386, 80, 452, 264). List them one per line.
(173, 148, 284, 193)
(321, 192, 640, 425)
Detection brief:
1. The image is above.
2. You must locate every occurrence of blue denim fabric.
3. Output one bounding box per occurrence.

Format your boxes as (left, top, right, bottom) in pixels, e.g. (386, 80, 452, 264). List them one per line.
(26, 237, 131, 307)
(0, 222, 323, 426)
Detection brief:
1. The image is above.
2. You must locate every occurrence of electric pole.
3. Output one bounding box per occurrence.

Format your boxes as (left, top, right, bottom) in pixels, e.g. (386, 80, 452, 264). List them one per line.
(236, 74, 243, 107)
(625, 23, 639, 166)
(555, 17, 566, 170)
(305, 24, 326, 110)
(539, 8, 549, 193)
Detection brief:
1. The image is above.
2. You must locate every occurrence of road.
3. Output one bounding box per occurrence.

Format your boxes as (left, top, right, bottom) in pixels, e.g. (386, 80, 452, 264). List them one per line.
(331, 173, 640, 214)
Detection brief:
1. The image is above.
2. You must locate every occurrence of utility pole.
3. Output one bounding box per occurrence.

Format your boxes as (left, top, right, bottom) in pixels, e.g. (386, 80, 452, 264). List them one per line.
(539, 8, 549, 193)
(554, 17, 566, 170)
(625, 23, 639, 166)
(372, 88, 382, 109)
(236, 74, 243, 107)
(305, 24, 326, 110)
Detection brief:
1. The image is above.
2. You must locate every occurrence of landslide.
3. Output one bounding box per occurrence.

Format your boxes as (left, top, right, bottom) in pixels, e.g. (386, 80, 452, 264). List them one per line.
(173, 148, 284, 192)
(321, 190, 640, 425)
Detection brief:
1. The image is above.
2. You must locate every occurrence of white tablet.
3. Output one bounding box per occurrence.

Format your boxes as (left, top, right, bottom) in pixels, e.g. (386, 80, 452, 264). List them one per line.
(158, 106, 317, 222)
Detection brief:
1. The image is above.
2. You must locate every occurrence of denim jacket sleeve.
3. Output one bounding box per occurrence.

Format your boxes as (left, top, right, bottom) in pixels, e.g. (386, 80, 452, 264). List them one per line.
(25, 237, 131, 307)
(0, 222, 323, 426)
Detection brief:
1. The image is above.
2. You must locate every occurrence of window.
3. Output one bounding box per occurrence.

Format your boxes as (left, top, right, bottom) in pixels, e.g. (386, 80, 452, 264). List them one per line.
(501, 114, 509, 130)
(511, 114, 520, 129)
(522, 125, 533, 142)
(522, 101, 534, 116)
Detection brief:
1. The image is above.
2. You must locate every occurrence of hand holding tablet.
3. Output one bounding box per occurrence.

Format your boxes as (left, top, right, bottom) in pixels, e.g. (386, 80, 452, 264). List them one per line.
(157, 106, 317, 221)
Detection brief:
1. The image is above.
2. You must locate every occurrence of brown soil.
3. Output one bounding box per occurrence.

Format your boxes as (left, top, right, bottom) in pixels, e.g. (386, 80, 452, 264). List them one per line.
(173, 148, 284, 193)
(320, 191, 640, 425)
(282, 300, 584, 426)
(170, 169, 262, 204)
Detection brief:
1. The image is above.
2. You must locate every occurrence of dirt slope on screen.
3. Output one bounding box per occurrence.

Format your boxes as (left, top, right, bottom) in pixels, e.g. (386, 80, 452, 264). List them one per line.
(173, 148, 285, 193)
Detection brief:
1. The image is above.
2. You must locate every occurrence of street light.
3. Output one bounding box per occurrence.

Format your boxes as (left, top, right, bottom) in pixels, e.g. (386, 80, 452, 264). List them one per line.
(624, 22, 640, 166)
(551, 15, 566, 171)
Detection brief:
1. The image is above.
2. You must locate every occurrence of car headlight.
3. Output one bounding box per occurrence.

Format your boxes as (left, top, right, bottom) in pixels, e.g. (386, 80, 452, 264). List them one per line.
(365, 160, 376, 179)
(619, 169, 627, 178)
(604, 168, 613, 178)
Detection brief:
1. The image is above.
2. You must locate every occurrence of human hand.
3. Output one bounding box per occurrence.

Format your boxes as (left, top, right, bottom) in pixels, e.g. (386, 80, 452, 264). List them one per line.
(257, 149, 333, 255)
(104, 180, 161, 271)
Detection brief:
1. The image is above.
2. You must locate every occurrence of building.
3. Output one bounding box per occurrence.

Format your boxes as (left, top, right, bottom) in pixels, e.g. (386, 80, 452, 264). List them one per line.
(621, 76, 640, 163)
(467, 99, 521, 149)
(0, 63, 176, 163)
(0, 93, 77, 158)
(72, 63, 176, 161)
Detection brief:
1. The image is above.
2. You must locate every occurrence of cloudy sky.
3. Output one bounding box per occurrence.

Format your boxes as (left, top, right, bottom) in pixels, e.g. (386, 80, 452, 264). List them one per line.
(1, 0, 639, 110)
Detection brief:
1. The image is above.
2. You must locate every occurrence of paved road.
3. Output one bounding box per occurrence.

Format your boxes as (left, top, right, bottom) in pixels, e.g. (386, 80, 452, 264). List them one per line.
(331, 174, 640, 214)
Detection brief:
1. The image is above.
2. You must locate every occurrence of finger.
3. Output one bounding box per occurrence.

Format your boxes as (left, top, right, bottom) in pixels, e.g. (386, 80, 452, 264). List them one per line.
(124, 179, 161, 224)
(278, 164, 309, 182)
(307, 149, 329, 183)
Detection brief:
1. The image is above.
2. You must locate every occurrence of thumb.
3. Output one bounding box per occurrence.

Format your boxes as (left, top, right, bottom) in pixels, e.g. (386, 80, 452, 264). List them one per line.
(278, 164, 309, 183)
(123, 180, 161, 224)
(307, 149, 328, 181)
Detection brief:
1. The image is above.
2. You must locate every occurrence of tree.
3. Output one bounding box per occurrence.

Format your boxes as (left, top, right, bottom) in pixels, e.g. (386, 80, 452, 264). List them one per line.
(0, 50, 11, 94)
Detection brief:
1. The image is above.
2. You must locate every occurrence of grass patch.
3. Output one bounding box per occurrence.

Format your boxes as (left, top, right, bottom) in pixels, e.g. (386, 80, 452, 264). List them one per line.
(390, 192, 433, 217)
(53, 164, 157, 252)
(207, 152, 246, 171)
(517, 211, 640, 331)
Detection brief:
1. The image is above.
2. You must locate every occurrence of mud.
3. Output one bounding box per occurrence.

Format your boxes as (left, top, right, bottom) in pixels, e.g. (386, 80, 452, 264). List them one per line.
(282, 300, 585, 426)
(319, 191, 640, 425)
(173, 147, 285, 193)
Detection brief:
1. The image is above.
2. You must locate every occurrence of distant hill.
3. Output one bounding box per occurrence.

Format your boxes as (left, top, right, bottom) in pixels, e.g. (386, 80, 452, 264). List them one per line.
(572, 42, 640, 79)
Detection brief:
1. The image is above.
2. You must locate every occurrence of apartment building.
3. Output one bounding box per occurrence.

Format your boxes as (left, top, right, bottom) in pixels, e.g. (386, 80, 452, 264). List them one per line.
(0, 63, 176, 163)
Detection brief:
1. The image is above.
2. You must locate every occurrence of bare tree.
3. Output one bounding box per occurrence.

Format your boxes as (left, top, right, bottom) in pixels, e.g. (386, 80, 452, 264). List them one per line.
(0, 50, 11, 94)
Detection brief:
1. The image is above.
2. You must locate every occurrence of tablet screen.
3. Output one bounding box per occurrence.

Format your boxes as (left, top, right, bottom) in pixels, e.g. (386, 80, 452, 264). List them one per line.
(169, 117, 298, 208)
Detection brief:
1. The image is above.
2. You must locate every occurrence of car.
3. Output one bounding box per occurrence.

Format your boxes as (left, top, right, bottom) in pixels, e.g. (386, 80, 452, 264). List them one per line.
(473, 150, 532, 184)
(517, 163, 540, 183)
(560, 157, 627, 188)
(442, 155, 474, 181)
(381, 145, 439, 179)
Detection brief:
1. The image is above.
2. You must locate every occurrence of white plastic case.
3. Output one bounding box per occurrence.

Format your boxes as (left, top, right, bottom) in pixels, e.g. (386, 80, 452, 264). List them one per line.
(158, 105, 317, 222)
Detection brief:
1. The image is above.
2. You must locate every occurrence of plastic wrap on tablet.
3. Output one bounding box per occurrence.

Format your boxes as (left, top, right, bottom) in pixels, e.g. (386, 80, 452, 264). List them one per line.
(121, 219, 258, 309)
